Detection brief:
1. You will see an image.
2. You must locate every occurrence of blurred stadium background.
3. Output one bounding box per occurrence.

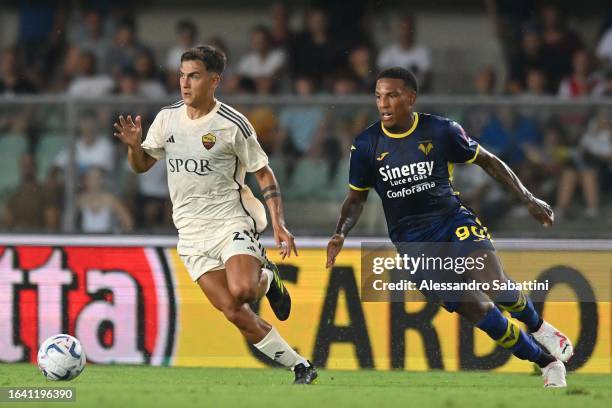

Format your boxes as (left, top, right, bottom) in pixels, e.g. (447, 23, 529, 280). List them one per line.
(0, 0, 610, 237)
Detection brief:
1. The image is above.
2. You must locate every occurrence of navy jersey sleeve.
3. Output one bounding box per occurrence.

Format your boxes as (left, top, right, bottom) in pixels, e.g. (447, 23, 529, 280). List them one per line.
(348, 139, 374, 191)
(446, 121, 480, 163)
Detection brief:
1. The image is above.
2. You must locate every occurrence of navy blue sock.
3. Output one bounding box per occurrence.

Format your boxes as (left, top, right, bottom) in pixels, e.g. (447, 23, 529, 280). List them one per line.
(496, 289, 542, 332)
(475, 306, 507, 338)
(476, 306, 544, 363)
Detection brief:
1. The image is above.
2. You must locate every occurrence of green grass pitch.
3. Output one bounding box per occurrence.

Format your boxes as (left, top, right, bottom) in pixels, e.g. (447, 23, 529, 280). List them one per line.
(0, 364, 610, 408)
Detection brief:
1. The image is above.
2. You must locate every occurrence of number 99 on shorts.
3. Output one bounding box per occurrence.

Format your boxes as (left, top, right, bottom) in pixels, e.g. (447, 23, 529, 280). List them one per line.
(455, 222, 491, 242)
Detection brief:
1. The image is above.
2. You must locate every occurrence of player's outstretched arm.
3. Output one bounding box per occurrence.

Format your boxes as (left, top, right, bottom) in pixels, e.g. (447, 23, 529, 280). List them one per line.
(473, 146, 554, 227)
(113, 115, 156, 173)
(326, 189, 369, 268)
(253, 165, 297, 259)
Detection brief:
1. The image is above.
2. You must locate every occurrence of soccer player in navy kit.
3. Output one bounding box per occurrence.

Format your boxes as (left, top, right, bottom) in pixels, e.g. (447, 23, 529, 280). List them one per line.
(326, 67, 572, 387)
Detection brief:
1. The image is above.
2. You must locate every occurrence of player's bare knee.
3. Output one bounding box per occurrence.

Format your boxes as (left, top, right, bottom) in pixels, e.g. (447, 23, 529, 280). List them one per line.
(225, 255, 262, 304)
(228, 283, 258, 305)
(239, 287, 258, 304)
(459, 301, 494, 324)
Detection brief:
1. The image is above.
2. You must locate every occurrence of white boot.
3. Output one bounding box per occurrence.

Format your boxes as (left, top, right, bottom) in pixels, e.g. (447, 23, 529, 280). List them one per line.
(542, 360, 567, 388)
(533, 320, 574, 362)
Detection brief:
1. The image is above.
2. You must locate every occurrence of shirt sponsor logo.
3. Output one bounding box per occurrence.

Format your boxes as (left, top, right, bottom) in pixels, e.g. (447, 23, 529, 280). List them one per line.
(386, 181, 437, 198)
(379, 161, 434, 185)
(168, 158, 213, 176)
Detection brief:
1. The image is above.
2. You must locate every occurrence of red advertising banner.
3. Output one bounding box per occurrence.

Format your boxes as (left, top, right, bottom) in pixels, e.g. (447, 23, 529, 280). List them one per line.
(1, 241, 610, 373)
(0, 247, 176, 366)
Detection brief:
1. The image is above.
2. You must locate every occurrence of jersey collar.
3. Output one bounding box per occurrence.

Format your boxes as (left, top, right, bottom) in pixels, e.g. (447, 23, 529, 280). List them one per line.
(184, 99, 220, 123)
(381, 112, 419, 138)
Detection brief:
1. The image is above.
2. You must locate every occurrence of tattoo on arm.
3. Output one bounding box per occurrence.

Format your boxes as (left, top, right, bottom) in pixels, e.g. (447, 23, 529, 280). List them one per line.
(262, 184, 280, 201)
(255, 167, 288, 227)
(264, 191, 281, 201)
(261, 184, 277, 195)
(336, 209, 359, 236)
(337, 216, 357, 236)
(261, 184, 280, 201)
(335, 192, 367, 236)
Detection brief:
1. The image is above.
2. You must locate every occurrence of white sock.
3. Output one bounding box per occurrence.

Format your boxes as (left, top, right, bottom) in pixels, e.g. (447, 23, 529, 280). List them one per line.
(261, 267, 273, 294)
(253, 327, 309, 369)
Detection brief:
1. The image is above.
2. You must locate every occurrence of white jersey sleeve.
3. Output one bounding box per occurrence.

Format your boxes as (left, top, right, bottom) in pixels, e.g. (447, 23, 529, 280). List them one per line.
(141, 111, 166, 160)
(232, 121, 268, 172)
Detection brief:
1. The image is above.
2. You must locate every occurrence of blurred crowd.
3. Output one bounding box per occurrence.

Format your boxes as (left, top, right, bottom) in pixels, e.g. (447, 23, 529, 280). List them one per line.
(484, 1, 612, 98)
(0, 1, 611, 234)
(2, 2, 611, 98)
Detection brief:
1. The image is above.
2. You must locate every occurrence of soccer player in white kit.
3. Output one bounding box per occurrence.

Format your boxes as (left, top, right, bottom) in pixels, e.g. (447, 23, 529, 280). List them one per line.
(113, 45, 317, 384)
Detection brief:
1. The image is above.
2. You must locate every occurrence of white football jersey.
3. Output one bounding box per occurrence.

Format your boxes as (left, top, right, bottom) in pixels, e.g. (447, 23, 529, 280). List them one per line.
(142, 99, 269, 254)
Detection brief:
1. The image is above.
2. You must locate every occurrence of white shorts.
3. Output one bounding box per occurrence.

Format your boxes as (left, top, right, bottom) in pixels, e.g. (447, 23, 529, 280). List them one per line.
(179, 219, 267, 281)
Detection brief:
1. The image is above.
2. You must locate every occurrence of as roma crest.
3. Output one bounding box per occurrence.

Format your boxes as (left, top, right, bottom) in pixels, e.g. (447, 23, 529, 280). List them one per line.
(202, 133, 216, 150)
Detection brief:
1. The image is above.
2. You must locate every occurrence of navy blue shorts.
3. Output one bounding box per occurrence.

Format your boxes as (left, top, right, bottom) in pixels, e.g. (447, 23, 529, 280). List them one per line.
(391, 207, 495, 312)
(391, 207, 494, 246)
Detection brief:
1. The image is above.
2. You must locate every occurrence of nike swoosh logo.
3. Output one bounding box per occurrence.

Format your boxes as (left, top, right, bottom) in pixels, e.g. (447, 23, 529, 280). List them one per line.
(376, 152, 389, 161)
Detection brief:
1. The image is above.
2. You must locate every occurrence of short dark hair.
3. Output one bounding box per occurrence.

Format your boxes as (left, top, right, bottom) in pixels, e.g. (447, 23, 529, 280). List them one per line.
(181, 45, 226, 74)
(377, 67, 418, 93)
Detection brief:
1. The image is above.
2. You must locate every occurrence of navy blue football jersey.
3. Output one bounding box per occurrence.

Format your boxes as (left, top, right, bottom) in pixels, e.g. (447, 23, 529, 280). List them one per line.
(349, 112, 480, 237)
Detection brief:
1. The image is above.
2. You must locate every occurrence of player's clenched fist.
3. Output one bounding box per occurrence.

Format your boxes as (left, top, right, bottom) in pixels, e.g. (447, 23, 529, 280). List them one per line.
(526, 196, 554, 227)
(113, 115, 142, 147)
(326, 233, 345, 268)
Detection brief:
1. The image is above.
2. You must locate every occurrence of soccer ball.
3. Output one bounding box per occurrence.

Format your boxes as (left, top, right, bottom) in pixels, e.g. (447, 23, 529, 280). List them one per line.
(37, 334, 86, 381)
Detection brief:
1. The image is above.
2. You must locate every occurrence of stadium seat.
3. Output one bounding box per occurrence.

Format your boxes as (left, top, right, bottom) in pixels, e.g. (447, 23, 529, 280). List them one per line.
(285, 200, 343, 232)
(0, 134, 28, 194)
(268, 156, 287, 187)
(36, 132, 67, 182)
(284, 158, 329, 200)
(324, 157, 350, 201)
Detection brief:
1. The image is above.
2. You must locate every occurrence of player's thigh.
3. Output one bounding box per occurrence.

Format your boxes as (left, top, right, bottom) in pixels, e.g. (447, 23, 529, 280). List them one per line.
(423, 273, 493, 323)
(221, 227, 266, 295)
(451, 209, 508, 282)
(196, 270, 260, 329)
(225, 254, 263, 295)
(464, 248, 509, 284)
(196, 269, 236, 313)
